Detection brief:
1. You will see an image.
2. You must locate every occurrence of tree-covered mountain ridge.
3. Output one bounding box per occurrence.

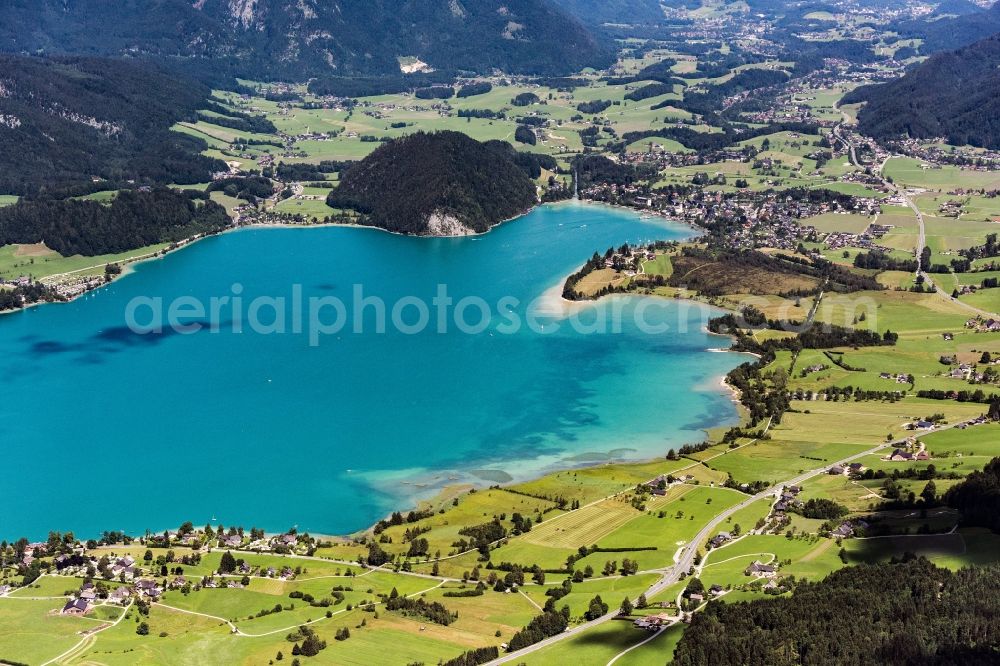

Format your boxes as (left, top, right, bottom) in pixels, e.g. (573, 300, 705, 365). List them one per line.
(327, 131, 541, 236)
(0, 55, 222, 196)
(845, 33, 1000, 149)
(0, 0, 611, 81)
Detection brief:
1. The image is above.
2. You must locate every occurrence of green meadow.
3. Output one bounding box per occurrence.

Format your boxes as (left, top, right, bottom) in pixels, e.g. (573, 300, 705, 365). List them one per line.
(884, 157, 1000, 191)
(0, 242, 171, 282)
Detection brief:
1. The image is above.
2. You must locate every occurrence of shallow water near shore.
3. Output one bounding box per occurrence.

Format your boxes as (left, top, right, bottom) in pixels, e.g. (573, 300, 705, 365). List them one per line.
(0, 201, 743, 539)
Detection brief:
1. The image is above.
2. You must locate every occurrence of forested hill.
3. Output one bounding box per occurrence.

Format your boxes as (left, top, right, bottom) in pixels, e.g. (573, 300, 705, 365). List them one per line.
(0, 0, 610, 81)
(845, 34, 1000, 149)
(674, 559, 1000, 666)
(327, 132, 538, 236)
(0, 56, 222, 197)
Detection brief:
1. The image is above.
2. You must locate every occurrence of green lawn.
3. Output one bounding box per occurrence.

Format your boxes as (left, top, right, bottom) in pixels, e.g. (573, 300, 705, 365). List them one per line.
(803, 212, 873, 234)
(616, 623, 685, 666)
(523, 574, 659, 623)
(0, 597, 92, 664)
(571, 487, 746, 572)
(0, 242, 171, 282)
(884, 157, 1000, 191)
(272, 196, 339, 219)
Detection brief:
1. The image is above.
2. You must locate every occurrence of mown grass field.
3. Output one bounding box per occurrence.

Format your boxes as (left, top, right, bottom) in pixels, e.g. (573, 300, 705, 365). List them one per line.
(614, 623, 685, 666)
(803, 211, 873, 234)
(523, 574, 659, 623)
(884, 158, 1000, 191)
(0, 598, 92, 664)
(520, 499, 642, 549)
(571, 487, 746, 572)
(378, 487, 559, 559)
(0, 242, 171, 282)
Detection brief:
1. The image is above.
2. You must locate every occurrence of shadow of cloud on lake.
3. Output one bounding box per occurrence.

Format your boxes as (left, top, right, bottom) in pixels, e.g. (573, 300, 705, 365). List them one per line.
(682, 405, 738, 434)
(27, 321, 222, 361)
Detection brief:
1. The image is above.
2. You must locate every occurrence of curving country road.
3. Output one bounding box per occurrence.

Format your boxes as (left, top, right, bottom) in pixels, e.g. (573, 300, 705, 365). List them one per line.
(834, 121, 997, 319)
(887, 161, 997, 318)
(486, 419, 969, 665)
(488, 123, 989, 663)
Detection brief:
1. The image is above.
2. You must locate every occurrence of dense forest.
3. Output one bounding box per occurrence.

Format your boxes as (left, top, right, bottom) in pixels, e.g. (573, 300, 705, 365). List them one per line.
(0, 56, 221, 196)
(944, 456, 1000, 532)
(674, 559, 1000, 665)
(549, 0, 666, 25)
(327, 132, 538, 235)
(620, 121, 819, 152)
(846, 34, 1000, 149)
(0, 0, 610, 81)
(0, 189, 230, 256)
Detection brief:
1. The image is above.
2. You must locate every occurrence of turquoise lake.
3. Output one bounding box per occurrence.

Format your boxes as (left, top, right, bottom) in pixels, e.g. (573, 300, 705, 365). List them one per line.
(0, 201, 744, 540)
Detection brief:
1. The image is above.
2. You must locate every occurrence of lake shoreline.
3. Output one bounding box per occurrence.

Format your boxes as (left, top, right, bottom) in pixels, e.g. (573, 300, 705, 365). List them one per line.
(2, 200, 747, 542)
(2, 197, 690, 316)
(1, 198, 553, 316)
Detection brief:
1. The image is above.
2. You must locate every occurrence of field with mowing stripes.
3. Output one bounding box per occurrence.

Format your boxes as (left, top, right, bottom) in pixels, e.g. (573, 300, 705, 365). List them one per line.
(522, 499, 643, 549)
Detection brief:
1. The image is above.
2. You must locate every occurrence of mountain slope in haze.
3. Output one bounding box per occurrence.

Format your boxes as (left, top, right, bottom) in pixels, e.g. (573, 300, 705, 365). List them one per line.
(845, 34, 1000, 149)
(327, 132, 538, 235)
(894, 2, 1000, 53)
(0, 0, 610, 80)
(0, 56, 221, 196)
(549, 0, 666, 25)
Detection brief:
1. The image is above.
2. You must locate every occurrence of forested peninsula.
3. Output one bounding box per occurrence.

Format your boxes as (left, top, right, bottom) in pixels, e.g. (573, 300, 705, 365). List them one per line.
(326, 131, 546, 235)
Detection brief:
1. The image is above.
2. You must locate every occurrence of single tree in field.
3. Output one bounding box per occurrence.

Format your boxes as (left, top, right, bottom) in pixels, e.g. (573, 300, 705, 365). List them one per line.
(921, 480, 937, 505)
(620, 596, 634, 616)
(584, 595, 608, 621)
(219, 551, 237, 574)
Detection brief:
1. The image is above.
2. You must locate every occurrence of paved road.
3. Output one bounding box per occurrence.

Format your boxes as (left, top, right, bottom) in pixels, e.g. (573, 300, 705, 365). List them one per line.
(834, 126, 859, 168)
(835, 123, 997, 319)
(885, 162, 997, 318)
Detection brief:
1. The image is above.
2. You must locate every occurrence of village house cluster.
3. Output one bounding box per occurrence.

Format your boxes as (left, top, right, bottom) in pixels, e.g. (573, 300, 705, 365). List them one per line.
(823, 218, 893, 252)
(585, 180, 882, 251)
(1, 527, 324, 606)
(883, 436, 931, 463)
(891, 138, 1000, 170)
(965, 316, 1000, 333)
